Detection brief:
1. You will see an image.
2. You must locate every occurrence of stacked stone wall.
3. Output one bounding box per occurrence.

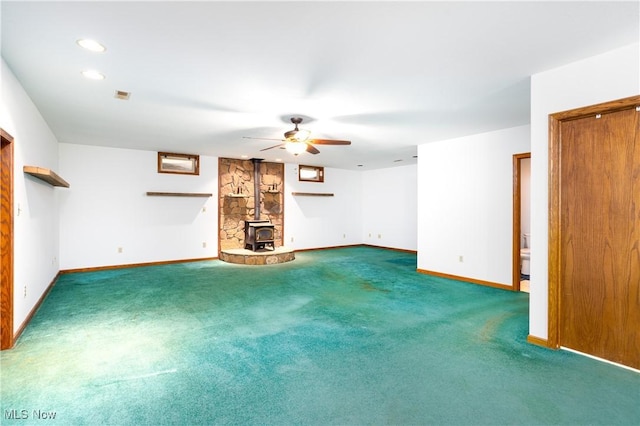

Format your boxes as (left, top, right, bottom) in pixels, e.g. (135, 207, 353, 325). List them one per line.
(218, 158, 284, 250)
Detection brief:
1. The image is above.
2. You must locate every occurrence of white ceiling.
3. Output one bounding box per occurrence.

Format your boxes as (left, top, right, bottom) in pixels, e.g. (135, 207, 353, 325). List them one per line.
(2, 1, 638, 170)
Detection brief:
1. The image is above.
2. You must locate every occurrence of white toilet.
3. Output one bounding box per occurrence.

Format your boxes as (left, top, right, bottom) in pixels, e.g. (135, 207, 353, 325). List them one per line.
(520, 233, 531, 276)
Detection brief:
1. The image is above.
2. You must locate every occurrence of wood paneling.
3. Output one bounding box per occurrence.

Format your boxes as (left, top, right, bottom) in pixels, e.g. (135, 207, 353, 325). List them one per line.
(1, 129, 14, 350)
(549, 96, 640, 369)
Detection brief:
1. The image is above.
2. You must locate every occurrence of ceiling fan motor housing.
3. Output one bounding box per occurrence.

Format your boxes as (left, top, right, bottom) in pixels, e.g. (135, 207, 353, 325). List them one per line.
(284, 117, 304, 140)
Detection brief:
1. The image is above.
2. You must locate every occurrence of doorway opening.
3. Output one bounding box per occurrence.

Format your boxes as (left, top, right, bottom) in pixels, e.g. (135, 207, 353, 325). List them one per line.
(1, 129, 15, 350)
(512, 152, 531, 292)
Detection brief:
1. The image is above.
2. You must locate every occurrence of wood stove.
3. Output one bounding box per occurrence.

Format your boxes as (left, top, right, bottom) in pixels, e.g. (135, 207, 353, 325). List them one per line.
(244, 220, 275, 251)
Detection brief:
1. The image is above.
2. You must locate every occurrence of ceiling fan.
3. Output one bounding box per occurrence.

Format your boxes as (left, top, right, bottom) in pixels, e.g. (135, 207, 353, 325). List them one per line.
(243, 117, 351, 155)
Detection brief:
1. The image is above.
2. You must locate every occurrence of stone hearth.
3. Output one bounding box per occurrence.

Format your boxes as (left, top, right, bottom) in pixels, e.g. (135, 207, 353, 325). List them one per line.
(220, 246, 295, 265)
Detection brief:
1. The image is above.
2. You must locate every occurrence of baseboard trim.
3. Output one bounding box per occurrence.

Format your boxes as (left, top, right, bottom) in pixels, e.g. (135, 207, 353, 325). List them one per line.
(527, 334, 551, 348)
(294, 244, 361, 253)
(60, 257, 219, 274)
(295, 244, 417, 254)
(362, 244, 417, 254)
(416, 269, 513, 291)
(13, 272, 60, 344)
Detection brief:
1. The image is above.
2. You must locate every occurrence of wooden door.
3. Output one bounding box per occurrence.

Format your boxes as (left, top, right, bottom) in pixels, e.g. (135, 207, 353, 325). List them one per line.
(557, 104, 639, 369)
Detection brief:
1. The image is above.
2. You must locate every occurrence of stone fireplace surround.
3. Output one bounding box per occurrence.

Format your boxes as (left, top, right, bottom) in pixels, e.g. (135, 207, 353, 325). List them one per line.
(218, 158, 293, 265)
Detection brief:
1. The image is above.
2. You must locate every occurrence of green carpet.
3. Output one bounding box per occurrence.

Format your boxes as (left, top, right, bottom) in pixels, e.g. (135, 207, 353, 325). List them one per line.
(1, 247, 638, 425)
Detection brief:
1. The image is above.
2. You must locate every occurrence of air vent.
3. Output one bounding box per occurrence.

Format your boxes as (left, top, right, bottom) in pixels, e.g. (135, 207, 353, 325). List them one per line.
(114, 90, 131, 100)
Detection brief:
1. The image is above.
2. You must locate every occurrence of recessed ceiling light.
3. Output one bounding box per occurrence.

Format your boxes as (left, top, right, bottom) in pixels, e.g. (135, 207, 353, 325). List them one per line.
(240, 155, 249, 159)
(275, 158, 283, 162)
(76, 39, 106, 53)
(81, 70, 105, 80)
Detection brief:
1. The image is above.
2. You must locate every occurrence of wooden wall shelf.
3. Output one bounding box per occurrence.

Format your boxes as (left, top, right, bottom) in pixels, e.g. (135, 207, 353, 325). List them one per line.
(146, 192, 212, 197)
(291, 192, 334, 197)
(23, 166, 70, 187)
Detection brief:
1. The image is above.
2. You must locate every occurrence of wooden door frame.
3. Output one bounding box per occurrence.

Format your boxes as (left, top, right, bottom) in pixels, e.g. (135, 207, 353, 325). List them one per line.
(1, 128, 14, 350)
(512, 152, 531, 291)
(547, 95, 640, 349)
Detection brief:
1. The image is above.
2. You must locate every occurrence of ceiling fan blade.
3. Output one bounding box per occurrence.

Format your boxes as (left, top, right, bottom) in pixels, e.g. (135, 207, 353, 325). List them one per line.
(243, 136, 285, 142)
(260, 143, 286, 152)
(305, 143, 320, 154)
(309, 139, 351, 145)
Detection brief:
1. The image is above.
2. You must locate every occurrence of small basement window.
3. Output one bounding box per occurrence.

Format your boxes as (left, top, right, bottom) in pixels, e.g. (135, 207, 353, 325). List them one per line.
(158, 152, 199, 175)
(298, 165, 324, 182)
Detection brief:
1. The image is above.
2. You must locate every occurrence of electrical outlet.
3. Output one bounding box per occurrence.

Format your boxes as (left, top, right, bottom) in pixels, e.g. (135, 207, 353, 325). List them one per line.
(291, 237, 294, 243)
(202, 206, 206, 213)
(368, 233, 371, 238)
(378, 234, 382, 239)
(459, 255, 464, 263)
(343, 233, 346, 239)
(202, 242, 207, 248)
(118, 247, 123, 253)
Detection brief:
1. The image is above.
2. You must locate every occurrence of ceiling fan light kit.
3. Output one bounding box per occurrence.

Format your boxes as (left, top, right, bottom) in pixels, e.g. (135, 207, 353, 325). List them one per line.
(285, 141, 307, 156)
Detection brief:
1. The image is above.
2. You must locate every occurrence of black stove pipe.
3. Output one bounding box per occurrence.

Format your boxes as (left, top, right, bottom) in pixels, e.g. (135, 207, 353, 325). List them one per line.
(252, 158, 262, 220)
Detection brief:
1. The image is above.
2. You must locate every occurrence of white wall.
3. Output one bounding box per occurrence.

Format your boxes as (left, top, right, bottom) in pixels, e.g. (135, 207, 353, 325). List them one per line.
(529, 42, 640, 340)
(362, 164, 417, 251)
(284, 163, 362, 250)
(417, 125, 530, 286)
(59, 144, 218, 270)
(1, 59, 61, 333)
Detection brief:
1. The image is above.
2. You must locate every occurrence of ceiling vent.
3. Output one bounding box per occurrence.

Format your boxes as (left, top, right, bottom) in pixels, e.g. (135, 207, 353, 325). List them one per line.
(114, 90, 131, 100)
